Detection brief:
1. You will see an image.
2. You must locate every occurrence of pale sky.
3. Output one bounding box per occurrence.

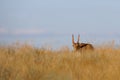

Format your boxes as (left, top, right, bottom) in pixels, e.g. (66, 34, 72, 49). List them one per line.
(0, 0, 120, 48)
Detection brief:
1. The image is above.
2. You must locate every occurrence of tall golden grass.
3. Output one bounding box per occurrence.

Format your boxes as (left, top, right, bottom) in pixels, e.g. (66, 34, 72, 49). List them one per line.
(0, 42, 120, 80)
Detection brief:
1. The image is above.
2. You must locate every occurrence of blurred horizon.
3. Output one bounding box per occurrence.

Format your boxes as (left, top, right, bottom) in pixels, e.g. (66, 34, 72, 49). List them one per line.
(0, 33, 120, 49)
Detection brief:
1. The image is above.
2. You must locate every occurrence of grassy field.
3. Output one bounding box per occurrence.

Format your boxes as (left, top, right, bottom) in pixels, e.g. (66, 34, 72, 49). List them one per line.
(0, 43, 120, 80)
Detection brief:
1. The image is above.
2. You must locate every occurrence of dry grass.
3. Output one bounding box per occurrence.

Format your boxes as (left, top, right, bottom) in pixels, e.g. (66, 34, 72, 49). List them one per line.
(0, 43, 120, 80)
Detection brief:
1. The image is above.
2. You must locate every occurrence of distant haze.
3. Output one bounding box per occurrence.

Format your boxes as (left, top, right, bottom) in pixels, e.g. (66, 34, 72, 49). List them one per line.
(0, 0, 120, 48)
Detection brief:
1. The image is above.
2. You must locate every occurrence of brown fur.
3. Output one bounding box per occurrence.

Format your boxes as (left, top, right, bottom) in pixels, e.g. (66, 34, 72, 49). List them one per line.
(72, 34, 94, 52)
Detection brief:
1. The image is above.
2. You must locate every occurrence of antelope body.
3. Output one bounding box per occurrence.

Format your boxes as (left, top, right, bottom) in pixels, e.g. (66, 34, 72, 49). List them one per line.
(72, 34, 94, 52)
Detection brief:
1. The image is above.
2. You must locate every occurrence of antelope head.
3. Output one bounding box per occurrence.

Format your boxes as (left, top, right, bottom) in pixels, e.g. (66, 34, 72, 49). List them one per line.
(72, 34, 80, 51)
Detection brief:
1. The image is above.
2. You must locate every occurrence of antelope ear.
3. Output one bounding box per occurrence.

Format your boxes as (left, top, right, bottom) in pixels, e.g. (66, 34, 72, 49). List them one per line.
(72, 34, 75, 44)
(77, 34, 80, 43)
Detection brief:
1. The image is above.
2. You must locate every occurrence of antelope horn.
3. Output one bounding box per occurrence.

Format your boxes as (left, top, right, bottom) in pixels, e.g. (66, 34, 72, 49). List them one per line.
(77, 34, 80, 43)
(72, 34, 75, 44)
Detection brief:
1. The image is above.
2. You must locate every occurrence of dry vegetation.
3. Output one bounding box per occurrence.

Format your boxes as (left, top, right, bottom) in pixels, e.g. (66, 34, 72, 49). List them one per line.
(0, 43, 120, 80)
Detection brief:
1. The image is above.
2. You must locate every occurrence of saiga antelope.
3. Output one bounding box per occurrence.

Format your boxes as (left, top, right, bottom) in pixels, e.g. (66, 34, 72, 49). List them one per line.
(72, 34, 94, 52)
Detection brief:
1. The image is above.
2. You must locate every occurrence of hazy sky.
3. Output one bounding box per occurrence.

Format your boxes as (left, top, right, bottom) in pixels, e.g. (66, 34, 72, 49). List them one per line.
(0, 0, 120, 47)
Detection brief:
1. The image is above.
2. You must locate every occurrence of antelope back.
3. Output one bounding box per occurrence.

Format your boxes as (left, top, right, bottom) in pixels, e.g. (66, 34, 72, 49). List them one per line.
(79, 43, 94, 52)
